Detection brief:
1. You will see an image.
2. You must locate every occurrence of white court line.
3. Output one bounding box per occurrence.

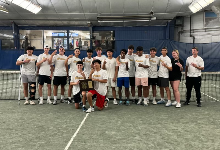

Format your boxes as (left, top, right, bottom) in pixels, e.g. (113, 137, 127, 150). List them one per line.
(201, 92, 219, 101)
(64, 113, 90, 150)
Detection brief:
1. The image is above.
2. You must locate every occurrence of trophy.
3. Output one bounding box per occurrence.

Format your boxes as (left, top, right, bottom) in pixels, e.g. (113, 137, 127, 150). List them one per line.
(79, 79, 94, 91)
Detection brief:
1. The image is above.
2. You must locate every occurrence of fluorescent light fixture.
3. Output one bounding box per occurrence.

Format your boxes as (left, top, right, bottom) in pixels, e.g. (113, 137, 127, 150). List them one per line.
(0, 5, 9, 13)
(11, 0, 42, 14)
(98, 20, 151, 23)
(189, 0, 215, 13)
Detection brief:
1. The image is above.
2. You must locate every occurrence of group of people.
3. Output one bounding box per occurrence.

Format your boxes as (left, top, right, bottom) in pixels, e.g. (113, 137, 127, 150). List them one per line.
(16, 44, 204, 113)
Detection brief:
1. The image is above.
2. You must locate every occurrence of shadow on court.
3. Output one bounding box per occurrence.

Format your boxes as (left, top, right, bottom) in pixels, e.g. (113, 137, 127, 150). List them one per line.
(0, 101, 220, 150)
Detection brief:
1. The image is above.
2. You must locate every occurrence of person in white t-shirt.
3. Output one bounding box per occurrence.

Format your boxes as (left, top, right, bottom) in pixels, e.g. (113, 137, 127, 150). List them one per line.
(157, 47, 172, 106)
(93, 47, 106, 66)
(65, 48, 81, 103)
(83, 49, 93, 79)
(86, 59, 108, 113)
(116, 45, 136, 103)
(70, 61, 87, 110)
(36, 45, 53, 105)
(184, 47, 204, 107)
(116, 49, 130, 105)
(134, 46, 150, 106)
(146, 47, 160, 105)
(16, 46, 38, 105)
(48, 46, 68, 105)
(102, 49, 118, 105)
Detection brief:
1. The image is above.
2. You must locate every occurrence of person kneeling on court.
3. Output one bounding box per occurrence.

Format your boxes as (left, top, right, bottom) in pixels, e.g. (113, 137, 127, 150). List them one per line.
(86, 59, 108, 113)
(70, 61, 87, 109)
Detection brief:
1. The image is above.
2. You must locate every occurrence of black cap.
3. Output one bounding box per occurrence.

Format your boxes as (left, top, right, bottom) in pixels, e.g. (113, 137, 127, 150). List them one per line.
(26, 46, 34, 51)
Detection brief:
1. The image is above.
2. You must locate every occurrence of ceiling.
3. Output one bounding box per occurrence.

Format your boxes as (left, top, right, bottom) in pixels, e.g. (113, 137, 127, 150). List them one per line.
(0, 0, 220, 27)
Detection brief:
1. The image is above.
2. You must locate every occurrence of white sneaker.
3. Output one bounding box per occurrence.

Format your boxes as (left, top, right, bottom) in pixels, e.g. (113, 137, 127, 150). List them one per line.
(172, 101, 177, 106)
(157, 99, 166, 104)
(147, 99, 149, 104)
(113, 99, 118, 105)
(165, 100, 172, 107)
(53, 100, 57, 105)
(24, 100, 29, 105)
(137, 99, 142, 105)
(152, 99, 157, 105)
(47, 99, 52, 104)
(39, 99, 43, 105)
(176, 102, 181, 108)
(86, 107, 94, 113)
(30, 101, 36, 105)
(143, 100, 148, 106)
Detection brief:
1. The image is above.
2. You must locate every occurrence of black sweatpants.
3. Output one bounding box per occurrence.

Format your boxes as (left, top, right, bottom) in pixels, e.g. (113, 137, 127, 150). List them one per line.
(186, 76, 201, 104)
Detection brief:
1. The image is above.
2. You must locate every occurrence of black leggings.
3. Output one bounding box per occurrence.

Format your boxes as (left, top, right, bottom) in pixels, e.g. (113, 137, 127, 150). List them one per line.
(186, 76, 201, 103)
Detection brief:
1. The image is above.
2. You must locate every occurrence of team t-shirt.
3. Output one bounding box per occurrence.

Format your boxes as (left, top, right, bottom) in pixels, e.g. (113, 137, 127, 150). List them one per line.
(52, 54, 67, 76)
(95, 55, 106, 66)
(17, 54, 38, 75)
(83, 57, 93, 78)
(186, 55, 204, 77)
(158, 55, 172, 78)
(70, 71, 85, 95)
(92, 69, 108, 96)
(68, 56, 81, 75)
(134, 55, 150, 78)
(102, 58, 117, 78)
(37, 53, 51, 76)
(148, 56, 160, 78)
(117, 58, 130, 78)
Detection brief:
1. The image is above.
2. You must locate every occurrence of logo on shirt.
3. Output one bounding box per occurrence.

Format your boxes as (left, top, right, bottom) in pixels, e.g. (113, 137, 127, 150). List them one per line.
(136, 60, 143, 62)
(129, 59, 133, 61)
(150, 59, 156, 63)
(73, 60, 79, 63)
(75, 76, 84, 80)
(57, 57, 66, 60)
(93, 75, 101, 77)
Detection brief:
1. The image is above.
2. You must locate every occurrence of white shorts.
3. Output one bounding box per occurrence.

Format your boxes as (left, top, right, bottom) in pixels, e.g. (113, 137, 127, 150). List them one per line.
(21, 74, 36, 83)
(106, 78, 116, 87)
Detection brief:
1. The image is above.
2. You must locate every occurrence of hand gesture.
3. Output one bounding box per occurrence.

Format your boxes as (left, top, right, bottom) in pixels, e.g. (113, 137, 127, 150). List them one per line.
(43, 58, 47, 62)
(104, 59, 107, 64)
(82, 58, 85, 62)
(162, 62, 166, 67)
(138, 63, 143, 67)
(81, 72, 86, 78)
(191, 62, 197, 68)
(51, 50, 57, 56)
(145, 54, 149, 58)
(176, 62, 182, 68)
(117, 61, 121, 66)
(76, 80, 80, 85)
(24, 59, 30, 63)
(68, 54, 73, 58)
(93, 57, 96, 60)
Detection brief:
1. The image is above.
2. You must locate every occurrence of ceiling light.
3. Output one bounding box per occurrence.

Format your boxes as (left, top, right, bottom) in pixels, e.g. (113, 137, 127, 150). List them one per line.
(0, 5, 9, 13)
(189, 0, 215, 13)
(97, 15, 156, 22)
(10, 0, 42, 14)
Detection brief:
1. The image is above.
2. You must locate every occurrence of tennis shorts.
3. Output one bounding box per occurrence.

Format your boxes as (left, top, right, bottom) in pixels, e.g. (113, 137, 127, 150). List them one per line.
(21, 74, 36, 83)
(88, 90, 105, 108)
(38, 75, 51, 85)
(117, 77, 129, 88)
(53, 76, 67, 86)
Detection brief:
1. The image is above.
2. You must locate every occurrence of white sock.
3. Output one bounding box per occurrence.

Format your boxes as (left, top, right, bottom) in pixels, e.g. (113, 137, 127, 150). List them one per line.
(139, 97, 142, 101)
(83, 105, 85, 107)
(68, 97, 71, 100)
(167, 100, 171, 102)
(40, 97, 43, 100)
(61, 95, 64, 99)
(114, 99, 116, 101)
(146, 97, 149, 100)
(25, 97, 28, 101)
(54, 96, 57, 101)
(161, 98, 164, 101)
(153, 97, 156, 100)
(47, 96, 51, 100)
(144, 98, 147, 101)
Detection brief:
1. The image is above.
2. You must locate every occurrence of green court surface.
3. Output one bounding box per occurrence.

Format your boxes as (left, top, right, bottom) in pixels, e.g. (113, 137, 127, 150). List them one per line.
(0, 100, 220, 150)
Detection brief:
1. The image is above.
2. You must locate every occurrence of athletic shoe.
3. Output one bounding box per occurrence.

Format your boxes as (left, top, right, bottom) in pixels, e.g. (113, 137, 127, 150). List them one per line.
(137, 99, 142, 105)
(172, 101, 177, 106)
(176, 102, 181, 108)
(47, 99, 52, 104)
(126, 100, 130, 106)
(119, 100, 123, 105)
(157, 99, 166, 104)
(197, 103, 201, 107)
(86, 107, 94, 113)
(60, 99, 65, 103)
(24, 100, 29, 105)
(143, 100, 148, 106)
(30, 101, 36, 105)
(105, 98, 109, 108)
(82, 106, 87, 112)
(79, 101, 83, 106)
(113, 99, 118, 105)
(53, 100, 57, 105)
(147, 99, 149, 104)
(68, 100, 73, 104)
(152, 99, 157, 105)
(165, 100, 172, 107)
(39, 99, 43, 105)
(183, 101, 190, 105)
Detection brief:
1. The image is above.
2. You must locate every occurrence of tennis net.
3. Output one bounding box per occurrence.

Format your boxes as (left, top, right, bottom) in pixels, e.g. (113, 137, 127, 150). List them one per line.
(0, 71, 219, 102)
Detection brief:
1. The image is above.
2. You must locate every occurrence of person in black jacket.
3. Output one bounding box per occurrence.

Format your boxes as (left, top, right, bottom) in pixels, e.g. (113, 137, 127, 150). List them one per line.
(169, 50, 184, 108)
